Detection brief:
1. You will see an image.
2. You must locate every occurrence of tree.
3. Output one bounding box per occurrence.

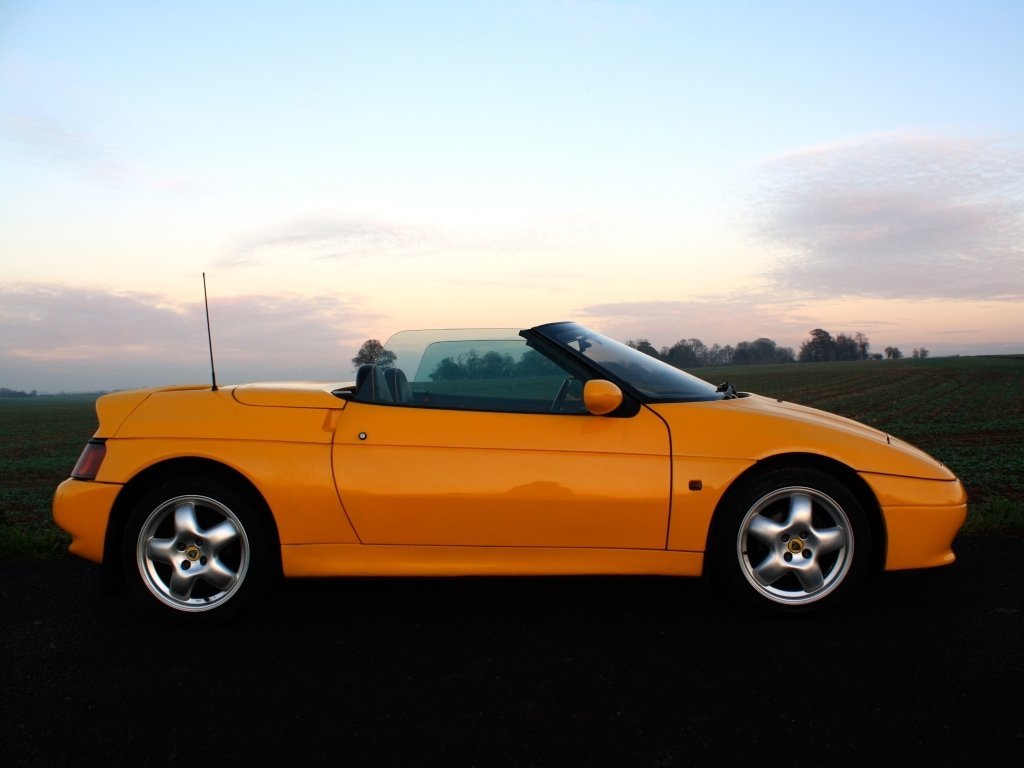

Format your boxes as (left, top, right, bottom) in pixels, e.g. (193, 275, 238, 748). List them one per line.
(884, 346, 903, 360)
(834, 333, 859, 361)
(799, 329, 835, 362)
(733, 337, 794, 365)
(626, 339, 661, 359)
(912, 348, 929, 359)
(352, 339, 397, 368)
(854, 332, 870, 360)
(663, 338, 706, 369)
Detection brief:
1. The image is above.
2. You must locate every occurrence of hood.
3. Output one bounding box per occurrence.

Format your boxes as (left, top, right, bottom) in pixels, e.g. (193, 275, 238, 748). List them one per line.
(650, 393, 954, 481)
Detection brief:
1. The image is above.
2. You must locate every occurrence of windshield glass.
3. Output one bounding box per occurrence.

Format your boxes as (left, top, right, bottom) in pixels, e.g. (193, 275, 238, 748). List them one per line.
(533, 321, 721, 401)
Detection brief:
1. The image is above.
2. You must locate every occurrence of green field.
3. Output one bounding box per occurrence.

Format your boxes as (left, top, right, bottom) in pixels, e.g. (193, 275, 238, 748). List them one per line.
(1, 355, 1021, 559)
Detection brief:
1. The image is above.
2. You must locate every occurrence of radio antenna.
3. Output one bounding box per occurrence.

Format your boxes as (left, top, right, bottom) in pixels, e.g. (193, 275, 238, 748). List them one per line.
(202, 272, 219, 391)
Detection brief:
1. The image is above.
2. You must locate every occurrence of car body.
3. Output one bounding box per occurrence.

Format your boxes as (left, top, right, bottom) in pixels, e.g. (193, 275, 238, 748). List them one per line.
(54, 321, 967, 621)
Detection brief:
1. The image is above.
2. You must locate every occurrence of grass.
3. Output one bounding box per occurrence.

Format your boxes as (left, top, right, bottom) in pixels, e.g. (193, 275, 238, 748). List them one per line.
(0, 395, 97, 559)
(1, 355, 1021, 558)
(697, 355, 1024, 535)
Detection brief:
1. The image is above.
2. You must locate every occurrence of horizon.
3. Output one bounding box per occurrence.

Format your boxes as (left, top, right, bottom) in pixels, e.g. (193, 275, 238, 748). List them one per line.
(2, 1, 1022, 392)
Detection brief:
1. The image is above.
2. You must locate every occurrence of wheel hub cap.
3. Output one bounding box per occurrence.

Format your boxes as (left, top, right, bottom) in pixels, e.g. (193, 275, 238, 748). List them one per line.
(787, 538, 805, 554)
(185, 545, 202, 561)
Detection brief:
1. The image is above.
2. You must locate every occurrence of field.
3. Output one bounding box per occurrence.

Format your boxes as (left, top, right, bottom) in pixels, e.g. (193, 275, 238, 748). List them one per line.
(1, 355, 1021, 559)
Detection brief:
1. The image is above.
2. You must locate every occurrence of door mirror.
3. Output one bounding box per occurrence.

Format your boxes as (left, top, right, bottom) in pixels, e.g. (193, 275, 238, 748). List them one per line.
(583, 379, 623, 416)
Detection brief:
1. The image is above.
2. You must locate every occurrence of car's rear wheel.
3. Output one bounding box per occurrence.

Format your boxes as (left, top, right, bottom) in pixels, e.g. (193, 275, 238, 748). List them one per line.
(713, 467, 870, 612)
(122, 477, 270, 623)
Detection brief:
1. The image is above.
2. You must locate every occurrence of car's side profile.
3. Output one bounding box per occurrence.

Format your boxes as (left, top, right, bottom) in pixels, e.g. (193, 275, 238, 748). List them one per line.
(54, 322, 967, 622)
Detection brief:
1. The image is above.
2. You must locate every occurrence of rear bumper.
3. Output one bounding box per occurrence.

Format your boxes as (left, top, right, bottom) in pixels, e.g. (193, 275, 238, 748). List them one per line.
(52, 478, 121, 563)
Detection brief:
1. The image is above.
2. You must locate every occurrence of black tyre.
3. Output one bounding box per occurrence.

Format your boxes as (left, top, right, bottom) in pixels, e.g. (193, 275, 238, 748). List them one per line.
(122, 476, 271, 623)
(712, 466, 871, 613)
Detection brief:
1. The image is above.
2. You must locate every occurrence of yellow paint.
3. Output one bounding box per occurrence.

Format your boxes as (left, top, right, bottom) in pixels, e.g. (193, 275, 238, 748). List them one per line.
(53, 380, 968, 581)
(281, 543, 704, 577)
(52, 479, 121, 562)
(883, 504, 968, 569)
(332, 402, 671, 548)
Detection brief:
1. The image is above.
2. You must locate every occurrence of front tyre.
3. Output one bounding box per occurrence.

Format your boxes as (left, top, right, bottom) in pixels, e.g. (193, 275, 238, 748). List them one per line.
(714, 467, 871, 613)
(122, 477, 271, 623)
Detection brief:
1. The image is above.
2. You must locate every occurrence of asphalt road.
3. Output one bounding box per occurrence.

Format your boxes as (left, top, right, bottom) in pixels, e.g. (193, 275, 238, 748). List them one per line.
(2, 537, 1021, 767)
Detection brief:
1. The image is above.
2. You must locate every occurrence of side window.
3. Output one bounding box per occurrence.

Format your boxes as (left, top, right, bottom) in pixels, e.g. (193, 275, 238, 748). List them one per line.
(404, 338, 588, 414)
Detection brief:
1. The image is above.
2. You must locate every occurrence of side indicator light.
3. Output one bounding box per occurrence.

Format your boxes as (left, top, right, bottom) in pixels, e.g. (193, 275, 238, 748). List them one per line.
(71, 439, 107, 480)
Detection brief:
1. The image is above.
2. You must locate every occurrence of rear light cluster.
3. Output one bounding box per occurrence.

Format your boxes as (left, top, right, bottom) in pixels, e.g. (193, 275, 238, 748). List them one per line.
(71, 439, 107, 480)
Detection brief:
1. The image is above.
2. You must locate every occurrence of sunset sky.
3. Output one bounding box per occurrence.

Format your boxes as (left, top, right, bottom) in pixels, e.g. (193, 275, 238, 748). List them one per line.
(2, 1, 1022, 392)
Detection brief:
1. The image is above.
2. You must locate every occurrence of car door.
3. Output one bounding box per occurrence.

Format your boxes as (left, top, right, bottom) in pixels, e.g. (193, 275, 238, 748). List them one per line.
(331, 335, 672, 549)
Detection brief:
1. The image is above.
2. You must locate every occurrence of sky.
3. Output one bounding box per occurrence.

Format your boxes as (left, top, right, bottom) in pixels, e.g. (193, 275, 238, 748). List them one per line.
(2, 0, 1022, 392)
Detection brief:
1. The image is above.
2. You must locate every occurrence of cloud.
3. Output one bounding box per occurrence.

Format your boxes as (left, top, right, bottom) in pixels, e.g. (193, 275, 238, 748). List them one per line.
(0, 283, 381, 392)
(575, 298, 807, 350)
(752, 133, 1024, 301)
(0, 111, 211, 193)
(0, 113, 128, 184)
(223, 211, 624, 266)
(222, 217, 442, 267)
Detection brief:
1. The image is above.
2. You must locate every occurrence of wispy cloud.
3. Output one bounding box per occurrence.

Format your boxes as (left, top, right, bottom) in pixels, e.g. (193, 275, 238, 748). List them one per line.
(0, 284, 380, 391)
(222, 217, 443, 267)
(223, 211, 625, 266)
(0, 113, 128, 184)
(0, 111, 211, 193)
(575, 298, 806, 349)
(751, 133, 1024, 301)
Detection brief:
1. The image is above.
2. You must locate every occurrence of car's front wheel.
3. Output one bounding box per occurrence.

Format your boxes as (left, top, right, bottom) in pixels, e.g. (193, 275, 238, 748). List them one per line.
(713, 467, 871, 612)
(122, 477, 271, 623)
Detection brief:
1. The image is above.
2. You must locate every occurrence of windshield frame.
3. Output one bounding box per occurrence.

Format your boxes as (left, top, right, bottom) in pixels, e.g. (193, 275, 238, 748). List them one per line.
(529, 321, 724, 403)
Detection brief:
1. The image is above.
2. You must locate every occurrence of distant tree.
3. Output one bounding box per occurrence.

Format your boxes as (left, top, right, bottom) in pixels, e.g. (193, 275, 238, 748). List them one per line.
(430, 357, 467, 381)
(734, 337, 794, 365)
(870, 353, 883, 361)
(428, 350, 517, 381)
(854, 332, 870, 360)
(884, 346, 904, 360)
(0, 387, 35, 398)
(626, 339, 661, 359)
(662, 338, 706, 368)
(912, 348, 930, 359)
(834, 333, 859, 361)
(799, 329, 836, 362)
(516, 350, 562, 376)
(352, 339, 397, 368)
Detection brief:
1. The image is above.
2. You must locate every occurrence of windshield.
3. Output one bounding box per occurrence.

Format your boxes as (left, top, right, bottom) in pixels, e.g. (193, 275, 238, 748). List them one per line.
(533, 321, 722, 401)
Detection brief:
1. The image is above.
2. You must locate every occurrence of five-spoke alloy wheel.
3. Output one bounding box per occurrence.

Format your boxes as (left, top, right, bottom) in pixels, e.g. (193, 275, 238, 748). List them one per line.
(123, 477, 270, 623)
(714, 467, 870, 612)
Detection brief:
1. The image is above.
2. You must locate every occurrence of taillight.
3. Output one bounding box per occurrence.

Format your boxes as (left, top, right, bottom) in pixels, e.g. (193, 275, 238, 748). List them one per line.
(71, 439, 107, 480)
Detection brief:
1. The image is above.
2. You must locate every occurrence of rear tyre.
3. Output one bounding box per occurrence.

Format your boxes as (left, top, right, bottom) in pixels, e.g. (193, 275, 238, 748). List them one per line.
(122, 476, 271, 624)
(713, 467, 870, 613)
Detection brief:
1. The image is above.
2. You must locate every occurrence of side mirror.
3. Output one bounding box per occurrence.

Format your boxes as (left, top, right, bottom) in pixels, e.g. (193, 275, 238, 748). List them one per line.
(583, 379, 623, 416)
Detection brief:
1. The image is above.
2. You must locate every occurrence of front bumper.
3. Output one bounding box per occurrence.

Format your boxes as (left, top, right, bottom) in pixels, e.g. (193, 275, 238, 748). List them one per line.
(862, 472, 968, 570)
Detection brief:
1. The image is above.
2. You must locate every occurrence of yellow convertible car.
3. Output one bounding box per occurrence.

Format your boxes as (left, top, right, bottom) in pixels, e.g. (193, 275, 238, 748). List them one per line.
(54, 322, 966, 622)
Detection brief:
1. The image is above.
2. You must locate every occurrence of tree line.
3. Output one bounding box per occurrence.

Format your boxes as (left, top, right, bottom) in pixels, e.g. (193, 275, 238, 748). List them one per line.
(629, 329, 927, 367)
(626, 337, 796, 367)
(352, 329, 928, 375)
(0, 387, 38, 398)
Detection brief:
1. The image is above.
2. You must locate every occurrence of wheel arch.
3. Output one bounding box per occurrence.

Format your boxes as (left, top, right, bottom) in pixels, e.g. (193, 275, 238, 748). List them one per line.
(102, 457, 282, 588)
(703, 452, 886, 577)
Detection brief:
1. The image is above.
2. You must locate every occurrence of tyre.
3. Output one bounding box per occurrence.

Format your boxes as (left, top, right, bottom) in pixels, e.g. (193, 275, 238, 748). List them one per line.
(122, 476, 271, 623)
(713, 466, 871, 613)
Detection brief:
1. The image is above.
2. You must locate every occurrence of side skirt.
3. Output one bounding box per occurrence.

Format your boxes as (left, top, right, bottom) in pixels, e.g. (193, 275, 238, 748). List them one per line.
(281, 543, 704, 578)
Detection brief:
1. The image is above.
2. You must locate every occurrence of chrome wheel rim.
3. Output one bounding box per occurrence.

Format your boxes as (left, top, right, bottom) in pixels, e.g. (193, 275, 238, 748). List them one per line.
(736, 486, 853, 606)
(136, 494, 250, 613)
